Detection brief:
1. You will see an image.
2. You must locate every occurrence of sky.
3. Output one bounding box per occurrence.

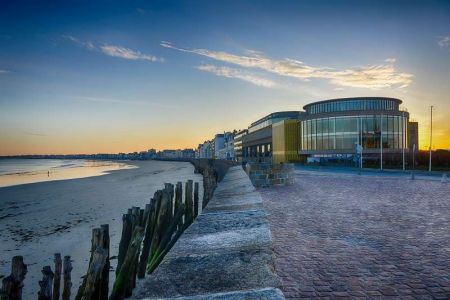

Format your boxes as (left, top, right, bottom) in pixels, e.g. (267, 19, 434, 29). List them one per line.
(0, 0, 449, 155)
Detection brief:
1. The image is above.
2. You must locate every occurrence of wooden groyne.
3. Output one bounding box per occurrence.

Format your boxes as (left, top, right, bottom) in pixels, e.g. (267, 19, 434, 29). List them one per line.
(0, 159, 232, 300)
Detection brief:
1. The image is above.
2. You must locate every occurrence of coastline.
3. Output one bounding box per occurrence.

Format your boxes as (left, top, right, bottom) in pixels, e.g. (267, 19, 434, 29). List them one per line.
(0, 160, 203, 298)
(0, 159, 136, 188)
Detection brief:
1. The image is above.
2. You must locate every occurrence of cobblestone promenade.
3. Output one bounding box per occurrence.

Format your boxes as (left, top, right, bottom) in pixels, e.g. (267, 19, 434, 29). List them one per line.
(259, 172, 450, 299)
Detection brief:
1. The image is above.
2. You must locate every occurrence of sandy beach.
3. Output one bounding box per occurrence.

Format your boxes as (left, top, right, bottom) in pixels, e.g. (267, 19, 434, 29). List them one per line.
(0, 160, 203, 298)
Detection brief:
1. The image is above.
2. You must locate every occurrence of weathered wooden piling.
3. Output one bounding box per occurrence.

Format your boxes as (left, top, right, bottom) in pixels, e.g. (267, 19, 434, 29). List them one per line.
(0, 256, 27, 300)
(194, 182, 199, 218)
(116, 214, 133, 276)
(100, 224, 110, 300)
(75, 225, 109, 300)
(61, 256, 72, 300)
(174, 182, 183, 229)
(149, 191, 171, 263)
(53, 253, 62, 300)
(38, 266, 54, 300)
(185, 180, 194, 225)
(137, 198, 158, 279)
(164, 183, 175, 218)
(147, 204, 186, 273)
(110, 226, 144, 300)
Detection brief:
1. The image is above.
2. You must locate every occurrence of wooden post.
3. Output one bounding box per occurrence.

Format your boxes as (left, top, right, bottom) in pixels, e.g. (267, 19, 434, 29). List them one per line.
(137, 197, 158, 279)
(116, 214, 132, 276)
(143, 203, 151, 227)
(149, 191, 171, 260)
(0, 256, 27, 300)
(75, 226, 109, 300)
(139, 209, 145, 226)
(53, 254, 62, 300)
(100, 224, 109, 300)
(175, 182, 183, 229)
(185, 180, 194, 225)
(129, 208, 140, 291)
(194, 182, 199, 218)
(38, 266, 54, 300)
(147, 204, 185, 273)
(110, 226, 144, 300)
(61, 256, 72, 300)
(164, 183, 175, 222)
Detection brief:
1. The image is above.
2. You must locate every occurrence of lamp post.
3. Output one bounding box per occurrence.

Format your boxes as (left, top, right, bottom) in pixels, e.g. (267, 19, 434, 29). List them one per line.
(429, 106, 433, 172)
(411, 143, 416, 180)
(380, 116, 383, 171)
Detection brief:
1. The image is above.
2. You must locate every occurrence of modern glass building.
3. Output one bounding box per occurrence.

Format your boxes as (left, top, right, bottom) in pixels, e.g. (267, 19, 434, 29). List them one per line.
(300, 97, 409, 156)
(240, 97, 417, 165)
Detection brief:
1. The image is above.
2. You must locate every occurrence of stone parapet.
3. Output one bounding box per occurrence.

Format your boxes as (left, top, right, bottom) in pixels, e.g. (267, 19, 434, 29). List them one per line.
(131, 166, 284, 299)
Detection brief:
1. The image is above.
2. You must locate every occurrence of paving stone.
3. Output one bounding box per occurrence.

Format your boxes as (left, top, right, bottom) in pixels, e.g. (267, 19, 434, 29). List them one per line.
(259, 171, 450, 299)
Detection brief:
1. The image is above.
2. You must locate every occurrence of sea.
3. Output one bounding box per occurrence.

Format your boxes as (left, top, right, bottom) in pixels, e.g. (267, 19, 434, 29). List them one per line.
(0, 158, 134, 188)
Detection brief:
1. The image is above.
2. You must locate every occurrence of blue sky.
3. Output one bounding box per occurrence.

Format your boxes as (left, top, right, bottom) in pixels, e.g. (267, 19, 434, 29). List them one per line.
(1, 0, 449, 154)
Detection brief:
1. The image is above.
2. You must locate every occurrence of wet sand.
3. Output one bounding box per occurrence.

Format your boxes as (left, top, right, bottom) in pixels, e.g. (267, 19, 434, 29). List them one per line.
(0, 160, 203, 298)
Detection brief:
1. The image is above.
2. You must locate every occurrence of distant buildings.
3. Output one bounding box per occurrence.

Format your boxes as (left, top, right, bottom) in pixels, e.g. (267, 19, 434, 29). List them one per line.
(233, 129, 248, 162)
(197, 131, 236, 160)
(199, 97, 419, 166)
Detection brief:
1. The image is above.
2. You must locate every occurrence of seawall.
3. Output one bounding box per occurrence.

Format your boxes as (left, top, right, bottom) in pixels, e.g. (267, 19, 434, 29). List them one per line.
(132, 165, 284, 299)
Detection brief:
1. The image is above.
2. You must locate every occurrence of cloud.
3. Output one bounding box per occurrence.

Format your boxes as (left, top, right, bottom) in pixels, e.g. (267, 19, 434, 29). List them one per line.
(438, 36, 450, 48)
(196, 64, 276, 88)
(63, 35, 163, 62)
(161, 42, 413, 89)
(62, 35, 95, 50)
(100, 45, 163, 62)
(0, 70, 9, 74)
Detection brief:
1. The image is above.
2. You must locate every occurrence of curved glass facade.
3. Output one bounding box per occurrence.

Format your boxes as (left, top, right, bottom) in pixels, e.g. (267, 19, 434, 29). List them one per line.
(301, 115, 408, 151)
(305, 98, 400, 115)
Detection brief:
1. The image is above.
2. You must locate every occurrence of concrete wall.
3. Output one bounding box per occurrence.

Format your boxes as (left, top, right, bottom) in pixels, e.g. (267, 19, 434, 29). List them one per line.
(131, 166, 284, 299)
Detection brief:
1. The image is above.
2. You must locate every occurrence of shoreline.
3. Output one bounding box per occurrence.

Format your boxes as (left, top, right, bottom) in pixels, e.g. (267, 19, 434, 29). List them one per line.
(0, 159, 136, 188)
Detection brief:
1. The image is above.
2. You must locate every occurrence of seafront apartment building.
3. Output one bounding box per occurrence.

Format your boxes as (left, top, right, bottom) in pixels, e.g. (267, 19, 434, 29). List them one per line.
(238, 97, 419, 164)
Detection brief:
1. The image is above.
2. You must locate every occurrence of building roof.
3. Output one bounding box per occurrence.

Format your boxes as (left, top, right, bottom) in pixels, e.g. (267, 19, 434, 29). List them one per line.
(303, 97, 402, 110)
(250, 111, 301, 127)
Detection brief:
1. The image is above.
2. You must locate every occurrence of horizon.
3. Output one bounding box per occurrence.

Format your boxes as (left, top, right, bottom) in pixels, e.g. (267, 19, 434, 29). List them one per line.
(1, 1, 450, 155)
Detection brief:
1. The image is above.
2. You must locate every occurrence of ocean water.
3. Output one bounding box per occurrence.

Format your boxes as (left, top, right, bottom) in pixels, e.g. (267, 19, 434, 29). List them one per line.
(0, 159, 83, 175)
(0, 159, 134, 187)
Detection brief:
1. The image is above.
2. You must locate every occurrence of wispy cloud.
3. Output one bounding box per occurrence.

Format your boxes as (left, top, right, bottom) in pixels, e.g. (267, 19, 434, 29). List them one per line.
(63, 35, 163, 62)
(0, 70, 9, 74)
(100, 45, 163, 62)
(161, 42, 413, 89)
(62, 35, 95, 50)
(438, 36, 450, 48)
(196, 64, 276, 88)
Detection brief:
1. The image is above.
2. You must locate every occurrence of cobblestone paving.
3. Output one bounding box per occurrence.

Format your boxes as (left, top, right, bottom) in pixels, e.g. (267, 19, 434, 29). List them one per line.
(259, 173, 450, 299)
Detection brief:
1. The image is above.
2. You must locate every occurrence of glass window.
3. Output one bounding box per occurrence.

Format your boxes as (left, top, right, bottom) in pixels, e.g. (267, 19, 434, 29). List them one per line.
(323, 118, 329, 134)
(336, 118, 345, 132)
(316, 119, 322, 135)
(329, 117, 335, 133)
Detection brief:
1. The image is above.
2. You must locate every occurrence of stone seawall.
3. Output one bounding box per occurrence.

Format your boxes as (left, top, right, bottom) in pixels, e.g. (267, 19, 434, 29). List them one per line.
(132, 165, 284, 299)
(248, 163, 295, 187)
